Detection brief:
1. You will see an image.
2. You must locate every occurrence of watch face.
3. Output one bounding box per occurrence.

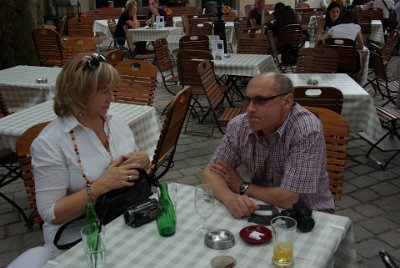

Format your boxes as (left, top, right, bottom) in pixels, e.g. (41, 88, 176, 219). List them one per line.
(240, 183, 249, 194)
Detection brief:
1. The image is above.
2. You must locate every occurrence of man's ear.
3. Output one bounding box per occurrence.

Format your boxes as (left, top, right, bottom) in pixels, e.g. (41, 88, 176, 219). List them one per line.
(282, 93, 294, 109)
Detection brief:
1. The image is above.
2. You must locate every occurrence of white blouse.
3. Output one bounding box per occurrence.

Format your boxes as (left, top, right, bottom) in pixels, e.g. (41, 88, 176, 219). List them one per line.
(327, 23, 361, 41)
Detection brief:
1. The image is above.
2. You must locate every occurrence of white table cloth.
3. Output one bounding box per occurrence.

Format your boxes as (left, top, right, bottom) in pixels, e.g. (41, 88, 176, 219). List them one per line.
(42, 184, 357, 268)
(127, 26, 183, 42)
(0, 101, 161, 158)
(213, 54, 279, 77)
(93, 19, 115, 39)
(285, 73, 380, 134)
(0, 66, 61, 112)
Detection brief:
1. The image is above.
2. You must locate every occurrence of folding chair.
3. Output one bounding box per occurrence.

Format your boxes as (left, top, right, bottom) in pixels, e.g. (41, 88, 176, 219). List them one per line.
(31, 28, 64, 67)
(104, 48, 124, 67)
(294, 86, 344, 114)
(296, 48, 338, 74)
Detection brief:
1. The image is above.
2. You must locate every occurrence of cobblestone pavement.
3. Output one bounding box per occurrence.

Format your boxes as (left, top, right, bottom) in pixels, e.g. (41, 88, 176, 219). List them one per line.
(0, 68, 400, 268)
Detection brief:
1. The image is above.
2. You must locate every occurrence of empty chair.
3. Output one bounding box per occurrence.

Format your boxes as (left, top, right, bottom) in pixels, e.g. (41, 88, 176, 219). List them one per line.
(296, 48, 338, 73)
(236, 32, 270, 54)
(179, 35, 209, 51)
(114, 60, 157, 106)
(63, 37, 97, 63)
(358, 14, 372, 42)
(67, 16, 95, 38)
(31, 28, 64, 66)
(154, 38, 180, 95)
(304, 106, 349, 201)
(294, 86, 344, 114)
(197, 60, 246, 134)
(189, 22, 213, 35)
(148, 88, 192, 180)
(276, 24, 304, 52)
(104, 49, 124, 67)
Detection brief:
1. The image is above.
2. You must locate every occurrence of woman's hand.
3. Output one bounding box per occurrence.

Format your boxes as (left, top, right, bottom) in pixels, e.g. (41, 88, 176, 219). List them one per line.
(120, 151, 150, 169)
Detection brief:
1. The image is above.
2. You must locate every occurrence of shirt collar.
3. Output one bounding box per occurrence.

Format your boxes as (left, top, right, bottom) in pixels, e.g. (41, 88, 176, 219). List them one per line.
(62, 113, 113, 133)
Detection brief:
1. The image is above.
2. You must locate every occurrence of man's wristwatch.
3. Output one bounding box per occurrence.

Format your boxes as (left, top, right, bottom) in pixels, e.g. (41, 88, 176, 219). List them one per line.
(239, 182, 250, 195)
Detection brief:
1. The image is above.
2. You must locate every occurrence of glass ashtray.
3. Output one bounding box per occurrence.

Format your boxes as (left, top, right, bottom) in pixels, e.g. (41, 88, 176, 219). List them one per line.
(36, 78, 48, 84)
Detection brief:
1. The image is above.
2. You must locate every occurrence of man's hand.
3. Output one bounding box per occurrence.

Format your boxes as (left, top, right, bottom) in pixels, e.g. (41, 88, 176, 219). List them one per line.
(209, 160, 243, 193)
(225, 195, 260, 219)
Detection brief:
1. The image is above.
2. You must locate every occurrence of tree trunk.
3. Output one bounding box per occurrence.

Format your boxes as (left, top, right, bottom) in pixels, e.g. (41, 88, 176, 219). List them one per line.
(0, 0, 43, 69)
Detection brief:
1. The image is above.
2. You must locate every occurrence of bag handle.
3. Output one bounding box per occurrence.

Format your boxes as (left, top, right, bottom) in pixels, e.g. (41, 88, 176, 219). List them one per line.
(53, 215, 85, 250)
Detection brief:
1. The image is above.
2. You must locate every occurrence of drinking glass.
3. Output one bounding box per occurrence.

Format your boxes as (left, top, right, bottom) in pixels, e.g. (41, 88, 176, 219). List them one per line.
(271, 216, 297, 267)
(81, 223, 106, 268)
(194, 184, 215, 234)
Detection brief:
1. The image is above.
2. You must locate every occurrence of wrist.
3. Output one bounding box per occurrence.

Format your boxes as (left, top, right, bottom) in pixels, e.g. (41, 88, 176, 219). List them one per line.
(239, 182, 251, 195)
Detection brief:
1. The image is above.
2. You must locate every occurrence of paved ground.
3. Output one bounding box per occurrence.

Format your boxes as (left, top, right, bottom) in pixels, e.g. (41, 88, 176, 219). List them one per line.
(1, 64, 400, 267)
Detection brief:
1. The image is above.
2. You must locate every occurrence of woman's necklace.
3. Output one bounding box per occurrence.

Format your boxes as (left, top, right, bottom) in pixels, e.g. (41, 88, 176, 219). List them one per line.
(69, 117, 113, 201)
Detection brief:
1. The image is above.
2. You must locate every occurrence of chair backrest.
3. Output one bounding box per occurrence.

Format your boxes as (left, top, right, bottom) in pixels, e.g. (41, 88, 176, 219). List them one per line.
(304, 106, 349, 201)
(294, 86, 344, 114)
(59, 16, 67, 40)
(237, 32, 270, 54)
(31, 28, 64, 66)
(234, 17, 251, 36)
(0, 93, 11, 118)
(67, 16, 94, 37)
(107, 18, 117, 40)
(168, 6, 199, 16)
(114, 60, 157, 106)
(296, 47, 338, 73)
(323, 38, 360, 76)
(197, 60, 224, 111)
(179, 35, 209, 51)
(358, 14, 372, 38)
(189, 22, 213, 35)
(154, 38, 174, 72)
(149, 87, 192, 180)
(63, 37, 97, 63)
(16, 121, 50, 225)
(277, 24, 303, 50)
(177, 49, 213, 87)
(369, 45, 389, 81)
(104, 49, 124, 67)
(181, 15, 191, 35)
(382, 30, 400, 62)
(296, 8, 323, 31)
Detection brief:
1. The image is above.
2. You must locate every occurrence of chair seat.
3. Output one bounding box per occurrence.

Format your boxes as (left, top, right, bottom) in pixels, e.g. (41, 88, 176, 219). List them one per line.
(218, 107, 247, 122)
(377, 107, 400, 124)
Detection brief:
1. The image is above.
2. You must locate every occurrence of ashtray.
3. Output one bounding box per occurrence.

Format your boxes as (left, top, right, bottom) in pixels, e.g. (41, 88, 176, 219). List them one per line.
(211, 255, 237, 268)
(307, 79, 319, 86)
(239, 225, 272, 244)
(204, 229, 235, 250)
(36, 78, 48, 84)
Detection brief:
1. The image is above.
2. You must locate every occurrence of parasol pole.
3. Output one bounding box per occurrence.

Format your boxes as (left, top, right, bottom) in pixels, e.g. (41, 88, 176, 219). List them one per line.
(260, 0, 265, 32)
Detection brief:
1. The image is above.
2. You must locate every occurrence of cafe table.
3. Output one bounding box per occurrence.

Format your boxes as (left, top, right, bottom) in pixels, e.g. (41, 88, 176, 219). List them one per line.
(0, 65, 61, 112)
(42, 184, 357, 268)
(93, 19, 115, 39)
(127, 26, 183, 42)
(0, 100, 161, 158)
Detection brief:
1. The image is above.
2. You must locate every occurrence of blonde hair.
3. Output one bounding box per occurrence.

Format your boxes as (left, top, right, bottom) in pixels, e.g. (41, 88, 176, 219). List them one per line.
(53, 53, 120, 117)
(125, 0, 137, 9)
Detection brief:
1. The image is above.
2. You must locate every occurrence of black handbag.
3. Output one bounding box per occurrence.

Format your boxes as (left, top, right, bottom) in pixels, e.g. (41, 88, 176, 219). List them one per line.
(54, 169, 153, 250)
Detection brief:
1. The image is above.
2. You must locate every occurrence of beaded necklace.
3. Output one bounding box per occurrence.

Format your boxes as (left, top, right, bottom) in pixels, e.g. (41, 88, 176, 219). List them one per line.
(70, 117, 113, 201)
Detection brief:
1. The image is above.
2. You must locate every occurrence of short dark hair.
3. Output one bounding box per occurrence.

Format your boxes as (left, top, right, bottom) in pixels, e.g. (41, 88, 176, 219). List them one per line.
(274, 2, 285, 11)
(339, 10, 359, 24)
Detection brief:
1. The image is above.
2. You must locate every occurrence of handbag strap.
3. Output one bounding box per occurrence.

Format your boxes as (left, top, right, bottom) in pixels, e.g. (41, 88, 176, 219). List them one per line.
(381, 0, 391, 12)
(53, 215, 85, 250)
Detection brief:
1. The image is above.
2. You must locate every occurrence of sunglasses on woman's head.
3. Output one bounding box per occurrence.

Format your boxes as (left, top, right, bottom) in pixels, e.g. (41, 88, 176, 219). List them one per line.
(79, 53, 107, 71)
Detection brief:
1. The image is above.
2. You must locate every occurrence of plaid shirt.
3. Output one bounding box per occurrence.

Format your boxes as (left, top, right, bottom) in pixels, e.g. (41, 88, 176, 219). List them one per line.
(209, 103, 335, 213)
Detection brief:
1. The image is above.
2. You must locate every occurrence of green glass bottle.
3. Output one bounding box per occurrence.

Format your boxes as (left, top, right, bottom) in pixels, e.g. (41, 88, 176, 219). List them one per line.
(156, 183, 176, 237)
(84, 202, 99, 227)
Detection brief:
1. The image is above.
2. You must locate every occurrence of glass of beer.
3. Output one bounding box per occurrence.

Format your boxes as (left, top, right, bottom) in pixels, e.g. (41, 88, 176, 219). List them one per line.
(271, 216, 297, 266)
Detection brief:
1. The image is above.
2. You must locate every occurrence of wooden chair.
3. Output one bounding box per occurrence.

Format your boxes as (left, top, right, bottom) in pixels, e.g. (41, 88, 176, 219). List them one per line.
(168, 6, 199, 16)
(0, 95, 33, 228)
(31, 28, 64, 67)
(295, 8, 323, 32)
(276, 24, 304, 52)
(16, 121, 50, 226)
(358, 14, 372, 42)
(114, 60, 157, 106)
(366, 106, 400, 169)
(59, 16, 67, 40)
(323, 38, 361, 81)
(189, 22, 213, 35)
(179, 35, 209, 51)
(154, 38, 180, 95)
(67, 16, 95, 38)
(63, 37, 97, 63)
(294, 86, 344, 114)
(236, 32, 270, 54)
(197, 60, 246, 134)
(381, 30, 400, 63)
(181, 15, 191, 35)
(368, 44, 399, 106)
(304, 106, 349, 201)
(296, 48, 338, 73)
(123, 25, 155, 60)
(107, 18, 117, 50)
(148, 88, 192, 181)
(234, 17, 252, 36)
(104, 48, 124, 67)
(268, 30, 294, 72)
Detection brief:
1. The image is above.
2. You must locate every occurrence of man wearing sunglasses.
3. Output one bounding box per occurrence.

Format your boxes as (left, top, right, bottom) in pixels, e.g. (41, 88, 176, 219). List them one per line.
(202, 73, 335, 219)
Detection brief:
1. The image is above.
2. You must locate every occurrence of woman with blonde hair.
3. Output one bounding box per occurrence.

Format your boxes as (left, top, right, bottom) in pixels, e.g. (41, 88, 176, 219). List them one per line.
(31, 53, 150, 258)
(115, 0, 141, 48)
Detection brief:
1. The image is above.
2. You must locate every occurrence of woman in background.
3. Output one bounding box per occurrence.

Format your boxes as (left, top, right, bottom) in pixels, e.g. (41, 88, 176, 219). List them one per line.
(316, 1, 342, 39)
(114, 0, 142, 52)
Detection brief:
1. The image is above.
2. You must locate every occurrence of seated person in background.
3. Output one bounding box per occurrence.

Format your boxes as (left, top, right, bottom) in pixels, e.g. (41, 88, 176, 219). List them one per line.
(326, 9, 364, 50)
(32, 53, 150, 258)
(146, 0, 167, 26)
(362, 0, 374, 9)
(305, 0, 328, 11)
(247, 0, 270, 32)
(201, 72, 335, 219)
(265, 2, 301, 36)
(316, 1, 342, 39)
(115, 0, 141, 47)
(373, 0, 395, 30)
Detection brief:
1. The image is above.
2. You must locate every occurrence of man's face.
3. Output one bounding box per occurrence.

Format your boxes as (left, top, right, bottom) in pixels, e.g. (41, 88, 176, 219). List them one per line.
(149, 0, 158, 8)
(245, 76, 292, 136)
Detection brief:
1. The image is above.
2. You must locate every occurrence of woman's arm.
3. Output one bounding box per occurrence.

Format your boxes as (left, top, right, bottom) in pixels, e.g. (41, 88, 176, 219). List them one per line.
(355, 30, 364, 50)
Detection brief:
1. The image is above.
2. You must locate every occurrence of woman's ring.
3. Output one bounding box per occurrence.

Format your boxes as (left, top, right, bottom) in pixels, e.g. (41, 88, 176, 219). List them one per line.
(128, 175, 133, 182)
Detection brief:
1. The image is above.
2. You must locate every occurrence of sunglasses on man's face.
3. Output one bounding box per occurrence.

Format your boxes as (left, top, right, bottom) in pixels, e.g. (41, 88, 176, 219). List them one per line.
(245, 92, 290, 107)
(79, 53, 107, 71)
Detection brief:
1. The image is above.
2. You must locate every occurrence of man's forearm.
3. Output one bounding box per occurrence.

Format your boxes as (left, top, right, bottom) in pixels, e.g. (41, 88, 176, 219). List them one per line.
(202, 167, 237, 207)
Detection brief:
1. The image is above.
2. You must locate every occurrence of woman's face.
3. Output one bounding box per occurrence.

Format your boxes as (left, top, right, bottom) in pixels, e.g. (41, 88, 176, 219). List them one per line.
(84, 86, 114, 118)
(329, 7, 341, 22)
